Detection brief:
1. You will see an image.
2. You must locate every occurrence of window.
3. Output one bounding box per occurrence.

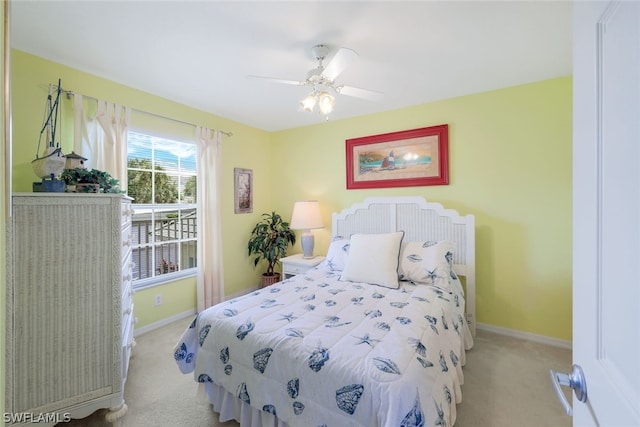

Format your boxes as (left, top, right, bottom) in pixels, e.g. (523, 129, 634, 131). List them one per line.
(127, 131, 198, 288)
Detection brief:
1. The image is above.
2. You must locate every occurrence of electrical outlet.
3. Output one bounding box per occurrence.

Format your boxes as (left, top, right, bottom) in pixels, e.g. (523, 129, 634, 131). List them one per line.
(154, 294, 162, 306)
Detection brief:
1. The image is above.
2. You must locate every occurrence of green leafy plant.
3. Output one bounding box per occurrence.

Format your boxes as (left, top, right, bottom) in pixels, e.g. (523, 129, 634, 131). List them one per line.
(247, 211, 296, 276)
(60, 168, 124, 193)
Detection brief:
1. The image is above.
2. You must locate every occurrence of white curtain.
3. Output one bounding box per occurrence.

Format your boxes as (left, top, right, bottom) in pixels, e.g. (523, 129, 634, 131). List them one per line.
(73, 94, 98, 166)
(195, 126, 225, 311)
(73, 95, 130, 190)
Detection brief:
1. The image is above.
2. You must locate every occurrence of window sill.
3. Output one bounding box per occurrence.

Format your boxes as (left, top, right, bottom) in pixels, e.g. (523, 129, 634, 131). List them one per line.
(133, 269, 197, 291)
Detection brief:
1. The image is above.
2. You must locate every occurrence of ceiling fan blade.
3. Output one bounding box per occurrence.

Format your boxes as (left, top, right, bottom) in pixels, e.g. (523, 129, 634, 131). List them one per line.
(247, 75, 305, 86)
(321, 47, 358, 81)
(336, 85, 384, 102)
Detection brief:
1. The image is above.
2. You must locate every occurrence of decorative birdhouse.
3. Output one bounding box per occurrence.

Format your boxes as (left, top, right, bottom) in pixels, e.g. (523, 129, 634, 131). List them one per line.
(64, 151, 88, 169)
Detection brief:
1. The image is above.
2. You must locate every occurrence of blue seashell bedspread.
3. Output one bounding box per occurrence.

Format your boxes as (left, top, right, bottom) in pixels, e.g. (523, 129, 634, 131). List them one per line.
(174, 265, 473, 426)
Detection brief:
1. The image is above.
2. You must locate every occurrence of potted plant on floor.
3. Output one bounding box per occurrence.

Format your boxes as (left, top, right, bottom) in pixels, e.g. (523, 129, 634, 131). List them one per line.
(248, 211, 296, 288)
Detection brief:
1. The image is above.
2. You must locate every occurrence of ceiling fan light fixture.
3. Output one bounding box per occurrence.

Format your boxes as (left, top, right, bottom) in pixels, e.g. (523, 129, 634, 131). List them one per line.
(251, 44, 383, 119)
(318, 91, 335, 115)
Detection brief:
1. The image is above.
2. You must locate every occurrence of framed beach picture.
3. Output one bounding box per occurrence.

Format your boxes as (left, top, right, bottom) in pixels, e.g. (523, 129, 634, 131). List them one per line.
(345, 124, 449, 189)
(234, 168, 253, 214)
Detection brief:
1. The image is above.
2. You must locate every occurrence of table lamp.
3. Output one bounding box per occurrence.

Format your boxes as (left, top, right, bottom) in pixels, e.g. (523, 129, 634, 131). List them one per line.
(290, 200, 323, 258)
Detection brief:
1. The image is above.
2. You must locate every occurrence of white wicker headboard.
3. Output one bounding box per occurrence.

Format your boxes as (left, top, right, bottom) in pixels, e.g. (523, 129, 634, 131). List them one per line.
(332, 196, 476, 335)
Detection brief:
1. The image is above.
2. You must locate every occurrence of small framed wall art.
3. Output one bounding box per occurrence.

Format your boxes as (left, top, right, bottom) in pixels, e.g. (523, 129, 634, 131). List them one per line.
(234, 168, 253, 214)
(346, 124, 449, 189)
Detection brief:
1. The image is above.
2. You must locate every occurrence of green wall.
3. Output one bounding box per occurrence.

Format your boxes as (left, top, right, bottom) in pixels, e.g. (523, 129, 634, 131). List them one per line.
(9, 50, 572, 341)
(10, 50, 274, 330)
(271, 77, 573, 340)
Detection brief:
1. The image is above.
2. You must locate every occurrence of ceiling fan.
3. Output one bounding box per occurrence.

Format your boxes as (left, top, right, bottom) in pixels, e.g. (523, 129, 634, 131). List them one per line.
(249, 44, 384, 116)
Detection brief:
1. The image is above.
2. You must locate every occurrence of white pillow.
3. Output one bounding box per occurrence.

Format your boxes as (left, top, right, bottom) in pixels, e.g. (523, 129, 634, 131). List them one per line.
(398, 240, 457, 288)
(340, 231, 404, 289)
(325, 236, 351, 271)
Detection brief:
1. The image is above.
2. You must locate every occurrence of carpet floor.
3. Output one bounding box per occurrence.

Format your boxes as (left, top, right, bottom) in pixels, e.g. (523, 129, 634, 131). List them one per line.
(60, 318, 572, 427)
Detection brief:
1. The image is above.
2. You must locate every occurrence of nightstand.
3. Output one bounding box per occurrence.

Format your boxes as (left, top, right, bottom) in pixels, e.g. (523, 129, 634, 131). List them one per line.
(281, 254, 325, 279)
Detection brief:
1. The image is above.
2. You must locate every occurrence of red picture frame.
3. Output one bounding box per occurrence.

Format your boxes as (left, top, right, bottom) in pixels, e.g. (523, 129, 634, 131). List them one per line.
(346, 124, 449, 189)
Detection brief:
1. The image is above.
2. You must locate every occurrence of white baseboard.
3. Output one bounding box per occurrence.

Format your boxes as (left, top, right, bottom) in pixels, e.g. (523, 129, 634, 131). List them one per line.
(131, 286, 270, 337)
(133, 309, 196, 337)
(477, 322, 572, 350)
(132, 288, 257, 338)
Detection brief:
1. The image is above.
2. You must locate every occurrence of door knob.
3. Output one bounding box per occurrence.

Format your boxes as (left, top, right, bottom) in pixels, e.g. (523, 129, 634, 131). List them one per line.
(550, 364, 588, 416)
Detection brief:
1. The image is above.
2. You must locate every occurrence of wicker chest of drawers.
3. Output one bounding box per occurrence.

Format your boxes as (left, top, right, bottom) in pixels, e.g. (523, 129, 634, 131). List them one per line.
(5, 193, 134, 426)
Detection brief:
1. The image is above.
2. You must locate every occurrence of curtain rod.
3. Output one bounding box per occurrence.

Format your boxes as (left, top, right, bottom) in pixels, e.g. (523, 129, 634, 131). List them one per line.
(54, 84, 233, 137)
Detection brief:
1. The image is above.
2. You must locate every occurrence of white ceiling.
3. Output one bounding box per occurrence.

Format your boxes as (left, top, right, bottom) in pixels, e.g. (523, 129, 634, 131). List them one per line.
(10, 1, 572, 132)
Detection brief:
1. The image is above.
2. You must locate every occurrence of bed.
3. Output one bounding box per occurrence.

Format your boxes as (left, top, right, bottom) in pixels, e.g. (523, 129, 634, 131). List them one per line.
(174, 196, 475, 426)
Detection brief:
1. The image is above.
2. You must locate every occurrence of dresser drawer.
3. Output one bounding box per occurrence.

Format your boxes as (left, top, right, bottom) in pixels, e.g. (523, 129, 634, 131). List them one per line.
(121, 223, 133, 253)
(122, 279, 134, 311)
(285, 264, 308, 275)
(121, 203, 134, 223)
(122, 309, 135, 381)
(122, 251, 133, 286)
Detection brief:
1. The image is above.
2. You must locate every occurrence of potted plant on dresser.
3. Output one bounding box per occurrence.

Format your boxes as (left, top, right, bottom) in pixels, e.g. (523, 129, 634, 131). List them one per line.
(60, 168, 123, 193)
(248, 211, 296, 288)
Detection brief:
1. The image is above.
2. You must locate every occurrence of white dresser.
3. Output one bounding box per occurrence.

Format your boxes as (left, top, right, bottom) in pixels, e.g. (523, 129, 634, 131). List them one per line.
(5, 193, 135, 426)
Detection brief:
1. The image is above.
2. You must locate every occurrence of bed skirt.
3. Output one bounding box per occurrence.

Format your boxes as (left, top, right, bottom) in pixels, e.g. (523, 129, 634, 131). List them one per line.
(201, 382, 291, 427)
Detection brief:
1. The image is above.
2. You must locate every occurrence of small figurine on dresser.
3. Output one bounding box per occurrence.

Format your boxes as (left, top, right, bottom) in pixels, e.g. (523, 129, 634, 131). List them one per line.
(64, 151, 87, 170)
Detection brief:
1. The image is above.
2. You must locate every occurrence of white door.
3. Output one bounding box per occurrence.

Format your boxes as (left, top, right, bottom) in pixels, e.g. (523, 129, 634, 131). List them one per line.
(563, 1, 640, 425)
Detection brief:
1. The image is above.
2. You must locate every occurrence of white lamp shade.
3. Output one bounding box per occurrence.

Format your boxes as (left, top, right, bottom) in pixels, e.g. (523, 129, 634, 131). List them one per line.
(300, 94, 316, 112)
(290, 201, 323, 230)
(317, 91, 335, 115)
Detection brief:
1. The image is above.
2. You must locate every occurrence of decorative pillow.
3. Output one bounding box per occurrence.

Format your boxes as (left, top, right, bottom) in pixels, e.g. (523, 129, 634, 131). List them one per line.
(340, 231, 404, 289)
(325, 236, 351, 271)
(398, 240, 457, 289)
